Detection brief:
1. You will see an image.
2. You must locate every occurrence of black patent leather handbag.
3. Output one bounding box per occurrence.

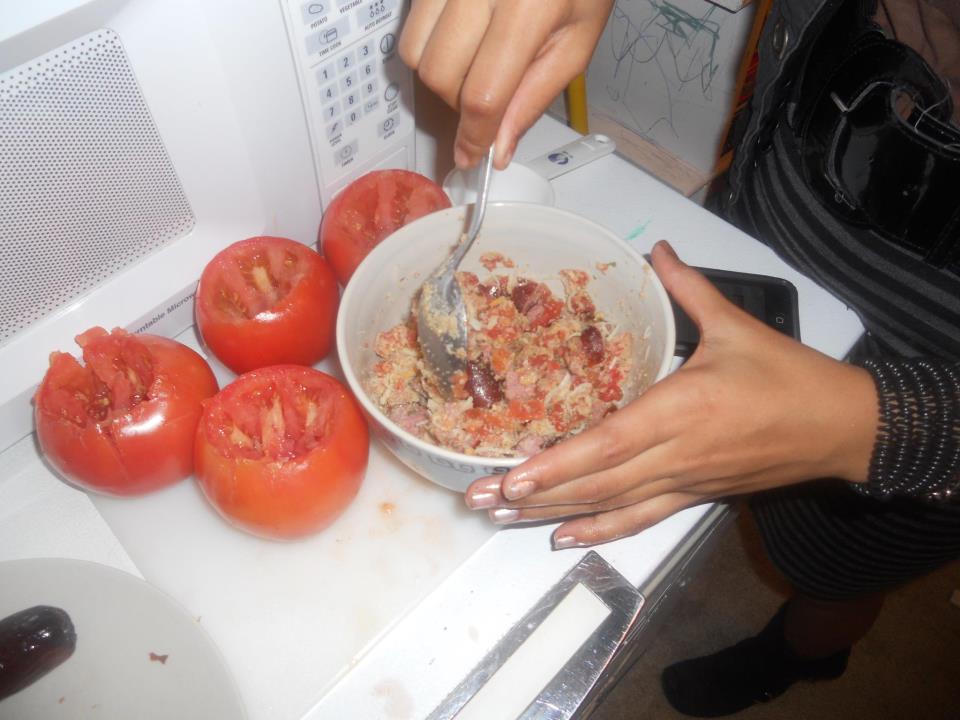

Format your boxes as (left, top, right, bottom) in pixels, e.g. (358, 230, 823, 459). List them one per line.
(796, 32, 960, 272)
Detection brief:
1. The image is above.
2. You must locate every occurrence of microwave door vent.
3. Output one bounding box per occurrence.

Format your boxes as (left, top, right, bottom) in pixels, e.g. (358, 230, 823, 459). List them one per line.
(0, 28, 195, 349)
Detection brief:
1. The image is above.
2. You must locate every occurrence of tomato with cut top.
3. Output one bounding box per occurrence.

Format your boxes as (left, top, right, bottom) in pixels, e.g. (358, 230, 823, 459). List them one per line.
(34, 327, 219, 496)
(194, 364, 369, 540)
(195, 236, 339, 375)
(318, 169, 451, 285)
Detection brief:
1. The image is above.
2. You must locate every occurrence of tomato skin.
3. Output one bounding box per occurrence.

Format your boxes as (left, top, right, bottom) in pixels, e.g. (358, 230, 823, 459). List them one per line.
(34, 328, 219, 496)
(319, 169, 451, 285)
(195, 237, 339, 375)
(194, 365, 369, 540)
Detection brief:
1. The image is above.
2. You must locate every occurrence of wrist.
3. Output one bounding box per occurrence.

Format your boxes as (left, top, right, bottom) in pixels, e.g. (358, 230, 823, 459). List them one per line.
(823, 364, 879, 484)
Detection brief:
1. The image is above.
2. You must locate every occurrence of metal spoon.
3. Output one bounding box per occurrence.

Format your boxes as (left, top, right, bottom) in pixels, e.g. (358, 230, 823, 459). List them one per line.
(416, 146, 495, 396)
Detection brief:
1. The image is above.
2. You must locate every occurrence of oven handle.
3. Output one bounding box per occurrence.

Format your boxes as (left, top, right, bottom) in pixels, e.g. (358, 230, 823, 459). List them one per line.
(427, 550, 644, 720)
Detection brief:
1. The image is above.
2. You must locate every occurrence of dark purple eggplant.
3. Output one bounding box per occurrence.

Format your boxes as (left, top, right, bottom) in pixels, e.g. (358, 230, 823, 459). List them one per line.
(0, 606, 76, 700)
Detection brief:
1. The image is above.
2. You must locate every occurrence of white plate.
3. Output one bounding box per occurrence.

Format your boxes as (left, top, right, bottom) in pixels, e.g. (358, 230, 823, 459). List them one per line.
(0, 558, 246, 719)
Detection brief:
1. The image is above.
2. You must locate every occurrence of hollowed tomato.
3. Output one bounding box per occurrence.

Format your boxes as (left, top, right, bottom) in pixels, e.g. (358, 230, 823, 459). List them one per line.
(318, 169, 451, 285)
(34, 327, 219, 496)
(195, 236, 339, 375)
(194, 365, 369, 540)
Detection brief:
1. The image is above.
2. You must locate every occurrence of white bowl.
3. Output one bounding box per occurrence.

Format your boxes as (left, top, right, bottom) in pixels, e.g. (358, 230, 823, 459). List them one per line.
(336, 203, 675, 493)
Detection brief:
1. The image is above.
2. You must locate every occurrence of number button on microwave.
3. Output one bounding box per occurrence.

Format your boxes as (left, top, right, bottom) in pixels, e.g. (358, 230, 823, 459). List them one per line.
(345, 107, 362, 126)
(320, 81, 338, 103)
(343, 90, 360, 113)
(361, 78, 377, 98)
(339, 70, 358, 92)
(357, 39, 375, 61)
(338, 51, 355, 72)
(323, 101, 340, 121)
(316, 60, 336, 84)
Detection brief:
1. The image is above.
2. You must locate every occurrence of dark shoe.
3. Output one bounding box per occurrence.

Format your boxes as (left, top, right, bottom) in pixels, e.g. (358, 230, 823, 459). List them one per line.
(660, 604, 849, 717)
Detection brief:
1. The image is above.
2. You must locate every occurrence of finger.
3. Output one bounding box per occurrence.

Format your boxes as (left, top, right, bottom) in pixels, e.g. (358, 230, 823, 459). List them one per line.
(487, 473, 684, 526)
(507, 457, 797, 517)
(463, 475, 507, 510)
(452, 3, 569, 167)
(491, 41, 591, 168)
(497, 441, 684, 509)
(494, 7, 615, 166)
(398, 0, 449, 70)
(414, 1, 495, 110)
(499, 377, 683, 501)
(650, 241, 737, 340)
(551, 492, 701, 549)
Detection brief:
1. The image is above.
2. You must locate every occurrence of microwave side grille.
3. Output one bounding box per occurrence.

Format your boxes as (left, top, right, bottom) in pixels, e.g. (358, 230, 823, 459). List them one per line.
(0, 29, 196, 348)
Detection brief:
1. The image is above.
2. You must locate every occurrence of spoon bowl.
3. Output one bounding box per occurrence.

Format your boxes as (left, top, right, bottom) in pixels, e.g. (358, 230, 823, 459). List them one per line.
(415, 147, 495, 395)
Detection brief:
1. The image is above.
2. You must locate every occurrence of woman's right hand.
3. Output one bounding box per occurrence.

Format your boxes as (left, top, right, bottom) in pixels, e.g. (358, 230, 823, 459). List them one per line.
(462, 242, 881, 548)
(398, 0, 615, 169)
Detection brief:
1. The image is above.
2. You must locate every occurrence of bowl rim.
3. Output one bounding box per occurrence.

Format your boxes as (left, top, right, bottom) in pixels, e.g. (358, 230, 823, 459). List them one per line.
(335, 201, 676, 468)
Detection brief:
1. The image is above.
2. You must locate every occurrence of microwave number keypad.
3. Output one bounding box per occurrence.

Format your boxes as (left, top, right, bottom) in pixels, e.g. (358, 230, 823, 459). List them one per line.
(296, 0, 410, 174)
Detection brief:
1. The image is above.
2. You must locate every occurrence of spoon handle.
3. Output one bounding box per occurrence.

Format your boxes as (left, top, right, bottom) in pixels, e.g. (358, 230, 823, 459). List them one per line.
(448, 146, 495, 270)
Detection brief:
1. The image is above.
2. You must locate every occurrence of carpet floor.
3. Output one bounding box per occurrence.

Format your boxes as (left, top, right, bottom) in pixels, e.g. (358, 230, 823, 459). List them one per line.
(589, 507, 960, 720)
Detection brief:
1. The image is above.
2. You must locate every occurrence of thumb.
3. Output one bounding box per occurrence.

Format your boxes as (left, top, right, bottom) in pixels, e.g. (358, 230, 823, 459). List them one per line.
(650, 241, 732, 336)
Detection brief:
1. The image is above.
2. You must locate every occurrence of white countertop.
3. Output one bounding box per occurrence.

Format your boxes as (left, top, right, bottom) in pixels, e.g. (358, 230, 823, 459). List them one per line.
(0, 114, 864, 720)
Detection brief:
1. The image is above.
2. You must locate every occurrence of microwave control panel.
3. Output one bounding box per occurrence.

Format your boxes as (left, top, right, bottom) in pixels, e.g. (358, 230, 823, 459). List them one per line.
(282, 0, 416, 208)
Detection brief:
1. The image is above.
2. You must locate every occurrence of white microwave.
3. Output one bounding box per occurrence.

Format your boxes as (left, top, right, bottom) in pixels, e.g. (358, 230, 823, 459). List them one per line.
(0, 0, 438, 452)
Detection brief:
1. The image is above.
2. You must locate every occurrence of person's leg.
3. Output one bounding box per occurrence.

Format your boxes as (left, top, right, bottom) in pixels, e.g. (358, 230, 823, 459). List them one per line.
(783, 589, 885, 660)
(662, 480, 960, 717)
(660, 592, 868, 718)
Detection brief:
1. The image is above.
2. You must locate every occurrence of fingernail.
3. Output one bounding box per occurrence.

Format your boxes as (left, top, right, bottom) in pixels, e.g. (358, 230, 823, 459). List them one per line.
(655, 240, 678, 259)
(466, 491, 497, 510)
(504, 479, 534, 501)
(497, 145, 515, 169)
(552, 535, 582, 550)
(490, 508, 520, 524)
(476, 477, 504, 493)
(454, 145, 470, 169)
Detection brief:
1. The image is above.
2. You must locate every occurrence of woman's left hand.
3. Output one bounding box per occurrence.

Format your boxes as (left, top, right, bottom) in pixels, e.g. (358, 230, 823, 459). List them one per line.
(463, 241, 879, 549)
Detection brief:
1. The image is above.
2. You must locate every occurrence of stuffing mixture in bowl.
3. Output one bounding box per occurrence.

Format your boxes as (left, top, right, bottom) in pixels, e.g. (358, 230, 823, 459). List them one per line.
(365, 253, 635, 457)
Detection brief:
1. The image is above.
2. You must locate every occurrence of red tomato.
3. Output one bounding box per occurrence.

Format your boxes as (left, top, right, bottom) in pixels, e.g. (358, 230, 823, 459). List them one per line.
(34, 327, 219, 496)
(195, 236, 339, 375)
(318, 169, 451, 285)
(194, 365, 369, 540)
